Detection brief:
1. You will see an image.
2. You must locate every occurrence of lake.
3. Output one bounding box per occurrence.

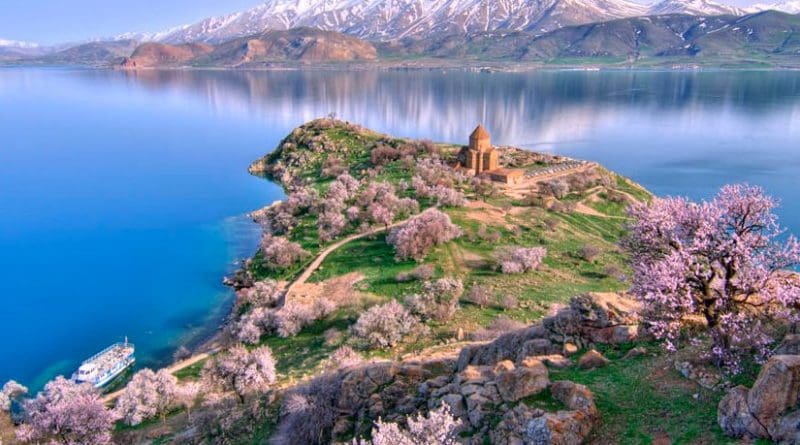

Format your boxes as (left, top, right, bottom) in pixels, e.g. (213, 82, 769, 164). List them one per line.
(1, 68, 799, 389)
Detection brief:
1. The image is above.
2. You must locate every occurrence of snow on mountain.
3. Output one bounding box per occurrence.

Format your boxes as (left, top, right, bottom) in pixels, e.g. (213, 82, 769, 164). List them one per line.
(149, 0, 650, 43)
(647, 0, 744, 16)
(748, 0, 800, 13)
(0, 39, 40, 48)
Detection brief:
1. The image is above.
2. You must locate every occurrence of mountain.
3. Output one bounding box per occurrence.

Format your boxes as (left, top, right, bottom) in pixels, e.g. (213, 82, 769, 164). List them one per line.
(33, 40, 140, 65)
(0, 39, 40, 49)
(0, 39, 46, 61)
(145, 0, 650, 44)
(120, 42, 214, 68)
(121, 28, 377, 68)
(386, 10, 800, 61)
(648, 0, 744, 16)
(749, 0, 800, 13)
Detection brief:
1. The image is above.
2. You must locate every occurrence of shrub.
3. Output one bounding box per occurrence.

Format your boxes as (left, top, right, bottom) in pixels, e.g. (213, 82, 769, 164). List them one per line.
(494, 247, 547, 274)
(173, 345, 192, 362)
(272, 374, 341, 445)
(406, 278, 464, 322)
(430, 185, 466, 207)
(539, 179, 569, 198)
(323, 328, 343, 346)
(202, 345, 276, 403)
(260, 235, 309, 270)
(236, 279, 281, 309)
(470, 316, 527, 341)
(16, 377, 116, 445)
(351, 300, 420, 348)
(285, 187, 319, 215)
(387, 209, 462, 261)
(624, 183, 800, 373)
(395, 264, 435, 282)
(464, 285, 492, 308)
(325, 346, 363, 371)
(0, 380, 27, 412)
(579, 244, 601, 262)
(498, 294, 519, 310)
(356, 404, 462, 445)
(115, 369, 178, 425)
(318, 211, 347, 243)
(371, 145, 401, 166)
(321, 157, 346, 178)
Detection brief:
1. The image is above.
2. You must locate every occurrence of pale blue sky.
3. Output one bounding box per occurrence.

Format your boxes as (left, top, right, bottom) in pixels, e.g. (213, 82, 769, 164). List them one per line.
(0, 1, 263, 44)
(1, 0, 762, 45)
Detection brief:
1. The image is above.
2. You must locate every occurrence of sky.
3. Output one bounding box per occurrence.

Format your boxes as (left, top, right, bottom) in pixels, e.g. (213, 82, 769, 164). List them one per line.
(0, 0, 765, 45)
(0, 0, 263, 45)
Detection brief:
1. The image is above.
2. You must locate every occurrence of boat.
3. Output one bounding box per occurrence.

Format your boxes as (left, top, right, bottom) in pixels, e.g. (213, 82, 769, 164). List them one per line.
(73, 338, 135, 388)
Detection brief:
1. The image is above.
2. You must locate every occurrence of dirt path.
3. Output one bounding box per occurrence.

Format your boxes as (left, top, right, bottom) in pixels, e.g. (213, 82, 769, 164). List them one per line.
(102, 350, 216, 404)
(283, 218, 410, 301)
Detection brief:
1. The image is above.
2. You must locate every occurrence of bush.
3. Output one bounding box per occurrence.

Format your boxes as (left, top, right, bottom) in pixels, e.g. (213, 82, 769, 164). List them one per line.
(494, 247, 547, 274)
(395, 264, 435, 282)
(387, 209, 462, 261)
(356, 404, 462, 445)
(470, 316, 527, 341)
(115, 369, 178, 425)
(236, 279, 281, 309)
(370, 145, 401, 166)
(539, 179, 569, 198)
(272, 374, 341, 445)
(202, 345, 276, 403)
(350, 300, 420, 348)
(325, 346, 363, 371)
(260, 235, 309, 270)
(464, 285, 492, 308)
(579, 244, 601, 262)
(498, 294, 519, 310)
(405, 278, 464, 322)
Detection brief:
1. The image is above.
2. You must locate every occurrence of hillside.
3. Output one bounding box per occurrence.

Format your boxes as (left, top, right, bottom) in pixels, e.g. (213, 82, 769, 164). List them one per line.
(120, 42, 214, 68)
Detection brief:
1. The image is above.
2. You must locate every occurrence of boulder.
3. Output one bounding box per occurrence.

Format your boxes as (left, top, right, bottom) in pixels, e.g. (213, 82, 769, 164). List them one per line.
(563, 343, 579, 356)
(718, 386, 768, 438)
(747, 355, 800, 430)
(775, 334, 800, 356)
(440, 393, 467, 419)
(768, 409, 800, 443)
(495, 359, 550, 402)
(550, 381, 598, 418)
(525, 410, 594, 445)
(624, 346, 648, 359)
(578, 350, 609, 370)
(525, 354, 571, 369)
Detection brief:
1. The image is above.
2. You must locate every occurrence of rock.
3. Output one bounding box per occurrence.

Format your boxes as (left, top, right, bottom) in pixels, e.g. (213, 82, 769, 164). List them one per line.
(494, 360, 516, 373)
(457, 327, 465, 341)
(747, 355, 800, 430)
(775, 334, 800, 355)
(624, 347, 648, 359)
(523, 338, 555, 356)
(525, 410, 594, 445)
(550, 381, 598, 418)
(440, 393, 467, 419)
(563, 343, 579, 356)
(718, 386, 768, 438)
(611, 325, 640, 344)
(578, 349, 609, 370)
(525, 354, 571, 369)
(459, 365, 492, 385)
(768, 409, 800, 443)
(495, 359, 550, 402)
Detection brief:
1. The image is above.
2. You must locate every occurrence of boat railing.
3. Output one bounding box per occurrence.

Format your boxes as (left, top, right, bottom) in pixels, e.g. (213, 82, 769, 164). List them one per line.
(80, 342, 135, 365)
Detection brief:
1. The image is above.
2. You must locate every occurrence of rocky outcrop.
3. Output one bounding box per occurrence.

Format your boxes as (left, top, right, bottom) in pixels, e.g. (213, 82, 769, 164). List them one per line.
(578, 349, 609, 370)
(719, 354, 800, 442)
(120, 42, 213, 68)
(276, 292, 640, 444)
(458, 292, 641, 370)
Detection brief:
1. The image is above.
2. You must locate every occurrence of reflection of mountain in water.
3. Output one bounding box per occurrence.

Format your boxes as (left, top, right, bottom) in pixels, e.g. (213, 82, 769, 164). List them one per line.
(110, 69, 800, 148)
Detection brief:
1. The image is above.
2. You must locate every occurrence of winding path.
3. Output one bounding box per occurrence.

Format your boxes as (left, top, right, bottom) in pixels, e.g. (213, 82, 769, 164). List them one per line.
(283, 218, 409, 301)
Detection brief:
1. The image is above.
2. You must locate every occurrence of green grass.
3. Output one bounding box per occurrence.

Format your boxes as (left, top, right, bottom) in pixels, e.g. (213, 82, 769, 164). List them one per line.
(173, 358, 208, 381)
(549, 344, 734, 444)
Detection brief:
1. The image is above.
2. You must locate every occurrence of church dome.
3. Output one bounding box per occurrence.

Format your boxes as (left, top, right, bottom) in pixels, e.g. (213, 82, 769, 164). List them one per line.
(470, 124, 490, 141)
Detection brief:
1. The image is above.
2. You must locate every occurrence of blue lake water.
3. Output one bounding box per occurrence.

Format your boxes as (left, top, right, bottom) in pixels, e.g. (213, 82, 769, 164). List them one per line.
(1, 68, 799, 389)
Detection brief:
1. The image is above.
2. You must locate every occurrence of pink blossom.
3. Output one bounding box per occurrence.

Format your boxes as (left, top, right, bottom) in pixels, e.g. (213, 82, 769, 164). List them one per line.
(387, 209, 462, 261)
(115, 368, 179, 425)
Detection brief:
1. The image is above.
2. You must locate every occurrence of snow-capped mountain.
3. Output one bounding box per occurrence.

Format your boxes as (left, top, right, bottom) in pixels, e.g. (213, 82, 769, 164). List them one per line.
(145, 0, 651, 43)
(648, 0, 744, 16)
(748, 0, 800, 13)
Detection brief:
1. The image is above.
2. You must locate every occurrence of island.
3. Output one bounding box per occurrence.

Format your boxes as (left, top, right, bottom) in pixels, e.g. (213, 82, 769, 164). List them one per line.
(5, 118, 800, 445)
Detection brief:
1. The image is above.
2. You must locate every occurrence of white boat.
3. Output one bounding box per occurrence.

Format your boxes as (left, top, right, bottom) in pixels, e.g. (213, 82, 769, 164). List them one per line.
(73, 339, 135, 388)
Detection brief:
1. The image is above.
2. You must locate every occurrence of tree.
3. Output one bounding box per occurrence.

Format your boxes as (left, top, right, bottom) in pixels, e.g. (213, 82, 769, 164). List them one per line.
(494, 247, 547, 274)
(624, 184, 800, 373)
(202, 345, 277, 403)
(387, 209, 462, 261)
(260, 235, 309, 270)
(318, 211, 347, 243)
(16, 376, 117, 445)
(0, 380, 27, 412)
(115, 368, 179, 425)
(356, 404, 463, 445)
(351, 300, 420, 348)
(175, 381, 202, 420)
(405, 278, 464, 322)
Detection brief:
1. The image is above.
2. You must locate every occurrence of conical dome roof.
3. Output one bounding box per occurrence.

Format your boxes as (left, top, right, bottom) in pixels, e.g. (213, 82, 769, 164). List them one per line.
(470, 124, 490, 141)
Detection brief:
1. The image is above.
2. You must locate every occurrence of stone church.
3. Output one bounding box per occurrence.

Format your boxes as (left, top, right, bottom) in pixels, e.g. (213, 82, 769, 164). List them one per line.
(459, 125, 523, 184)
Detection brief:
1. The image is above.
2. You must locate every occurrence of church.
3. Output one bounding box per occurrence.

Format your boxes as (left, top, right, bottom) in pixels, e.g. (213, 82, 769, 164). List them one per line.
(459, 124, 524, 184)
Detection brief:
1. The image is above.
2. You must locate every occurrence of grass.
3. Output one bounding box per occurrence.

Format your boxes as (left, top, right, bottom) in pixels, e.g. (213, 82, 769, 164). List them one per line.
(549, 344, 734, 444)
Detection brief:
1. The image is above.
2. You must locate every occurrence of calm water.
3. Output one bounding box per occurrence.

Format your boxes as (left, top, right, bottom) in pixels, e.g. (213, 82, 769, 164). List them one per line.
(1, 68, 799, 389)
